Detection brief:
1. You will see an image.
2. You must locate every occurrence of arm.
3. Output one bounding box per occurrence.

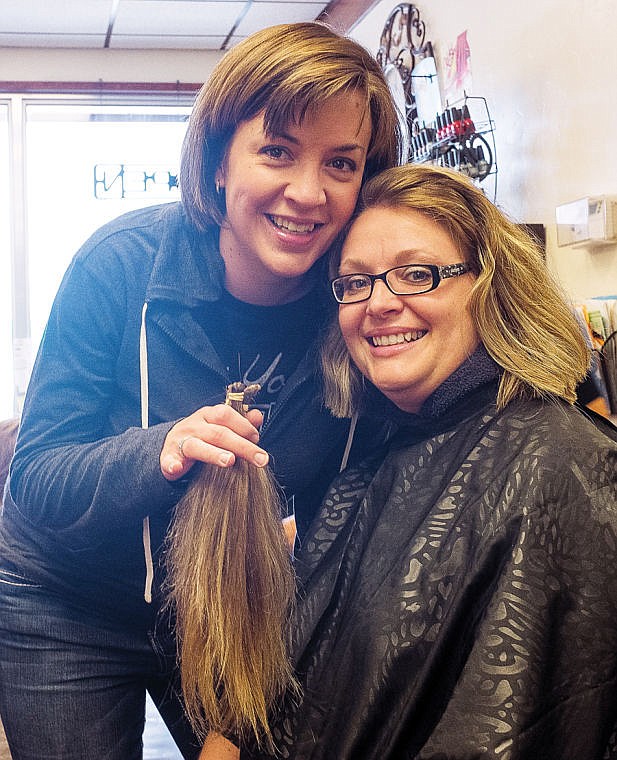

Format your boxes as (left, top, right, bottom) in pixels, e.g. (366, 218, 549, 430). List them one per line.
(9, 255, 268, 544)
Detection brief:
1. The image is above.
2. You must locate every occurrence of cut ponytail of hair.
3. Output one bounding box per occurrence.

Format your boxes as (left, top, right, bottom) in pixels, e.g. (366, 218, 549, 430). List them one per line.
(165, 383, 297, 750)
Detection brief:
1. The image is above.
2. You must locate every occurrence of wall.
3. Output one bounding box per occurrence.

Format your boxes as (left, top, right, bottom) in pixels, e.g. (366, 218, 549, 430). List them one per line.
(2, 1, 617, 300)
(351, 0, 617, 301)
(0, 47, 221, 85)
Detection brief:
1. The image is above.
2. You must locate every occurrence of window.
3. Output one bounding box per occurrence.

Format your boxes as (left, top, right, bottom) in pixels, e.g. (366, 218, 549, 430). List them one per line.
(0, 102, 12, 418)
(1, 92, 194, 417)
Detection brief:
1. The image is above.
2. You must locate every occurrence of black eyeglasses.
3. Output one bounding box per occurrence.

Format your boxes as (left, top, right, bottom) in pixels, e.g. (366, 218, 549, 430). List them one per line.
(331, 262, 471, 304)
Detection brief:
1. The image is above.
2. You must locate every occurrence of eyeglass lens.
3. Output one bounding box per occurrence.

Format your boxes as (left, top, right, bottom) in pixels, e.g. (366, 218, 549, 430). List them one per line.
(333, 265, 436, 303)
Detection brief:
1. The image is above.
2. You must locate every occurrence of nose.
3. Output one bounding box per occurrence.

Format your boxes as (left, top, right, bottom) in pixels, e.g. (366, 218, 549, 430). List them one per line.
(283, 165, 327, 207)
(365, 279, 405, 316)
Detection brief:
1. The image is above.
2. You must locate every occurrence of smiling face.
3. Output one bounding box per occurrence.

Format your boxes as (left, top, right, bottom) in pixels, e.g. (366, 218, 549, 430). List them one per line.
(338, 205, 480, 413)
(216, 92, 372, 305)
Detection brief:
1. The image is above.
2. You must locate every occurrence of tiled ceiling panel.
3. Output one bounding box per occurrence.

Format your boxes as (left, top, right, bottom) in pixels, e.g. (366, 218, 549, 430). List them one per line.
(113, 1, 245, 37)
(111, 0, 247, 48)
(0, 0, 344, 50)
(236, 1, 329, 38)
(0, 0, 111, 48)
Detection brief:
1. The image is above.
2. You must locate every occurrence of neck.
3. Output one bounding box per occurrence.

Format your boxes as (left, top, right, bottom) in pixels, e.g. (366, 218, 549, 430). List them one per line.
(418, 344, 501, 419)
(224, 272, 315, 306)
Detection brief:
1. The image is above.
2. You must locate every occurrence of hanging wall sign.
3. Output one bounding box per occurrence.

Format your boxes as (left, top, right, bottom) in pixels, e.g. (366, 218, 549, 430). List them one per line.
(93, 164, 179, 199)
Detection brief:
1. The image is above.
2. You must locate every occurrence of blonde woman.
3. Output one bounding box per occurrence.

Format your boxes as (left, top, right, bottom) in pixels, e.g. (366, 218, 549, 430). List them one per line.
(242, 164, 617, 759)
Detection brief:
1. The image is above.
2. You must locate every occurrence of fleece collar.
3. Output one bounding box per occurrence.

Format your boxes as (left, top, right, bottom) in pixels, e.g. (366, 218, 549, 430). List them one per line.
(364, 344, 502, 440)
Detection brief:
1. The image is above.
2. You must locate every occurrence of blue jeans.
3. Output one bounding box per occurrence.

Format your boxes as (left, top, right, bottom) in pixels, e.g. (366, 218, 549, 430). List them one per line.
(0, 568, 201, 760)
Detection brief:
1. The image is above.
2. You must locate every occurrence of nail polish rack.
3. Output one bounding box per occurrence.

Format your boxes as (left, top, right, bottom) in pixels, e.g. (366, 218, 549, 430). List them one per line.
(409, 94, 498, 200)
(374, 3, 498, 201)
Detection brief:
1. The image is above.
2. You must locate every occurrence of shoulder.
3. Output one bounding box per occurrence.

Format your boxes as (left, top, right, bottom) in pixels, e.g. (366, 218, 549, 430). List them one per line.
(488, 399, 617, 491)
(61, 202, 200, 296)
(84, 201, 182, 242)
(494, 398, 617, 448)
(498, 398, 617, 457)
(497, 399, 617, 525)
(72, 202, 186, 268)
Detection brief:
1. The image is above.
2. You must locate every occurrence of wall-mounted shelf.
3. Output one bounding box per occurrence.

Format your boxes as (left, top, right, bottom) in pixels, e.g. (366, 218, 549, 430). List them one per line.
(376, 5, 497, 201)
(409, 94, 498, 201)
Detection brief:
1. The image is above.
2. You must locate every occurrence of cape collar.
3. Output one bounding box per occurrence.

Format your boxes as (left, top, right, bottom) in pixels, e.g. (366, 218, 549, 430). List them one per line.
(365, 344, 502, 440)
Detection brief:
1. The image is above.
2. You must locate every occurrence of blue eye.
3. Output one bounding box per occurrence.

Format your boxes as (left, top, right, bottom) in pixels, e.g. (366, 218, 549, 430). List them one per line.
(333, 274, 370, 302)
(347, 275, 370, 292)
(398, 266, 432, 285)
(328, 157, 356, 173)
(261, 146, 288, 160)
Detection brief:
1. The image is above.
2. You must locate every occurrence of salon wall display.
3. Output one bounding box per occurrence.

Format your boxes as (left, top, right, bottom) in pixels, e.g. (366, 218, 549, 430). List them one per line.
(414, 95, 498, 200)
(377, 4, 497, 200)
(377, 3, 440, 155)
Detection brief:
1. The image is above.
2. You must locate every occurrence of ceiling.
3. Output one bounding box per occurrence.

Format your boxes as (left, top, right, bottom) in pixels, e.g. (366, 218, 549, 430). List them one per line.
(0, 0, 375, 51)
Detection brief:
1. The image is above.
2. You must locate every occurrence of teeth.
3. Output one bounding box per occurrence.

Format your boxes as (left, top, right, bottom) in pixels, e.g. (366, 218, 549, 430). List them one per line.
(371, 330, 426, 346)
(270, 215, 316, 233)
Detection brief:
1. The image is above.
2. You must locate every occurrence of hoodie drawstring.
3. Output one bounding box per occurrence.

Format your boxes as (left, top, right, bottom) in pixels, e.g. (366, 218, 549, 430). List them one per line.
(140, 302, 154, 604)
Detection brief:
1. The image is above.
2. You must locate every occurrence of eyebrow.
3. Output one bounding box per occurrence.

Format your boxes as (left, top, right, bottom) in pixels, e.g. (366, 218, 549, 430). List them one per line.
(270, 129, 367, 154)
(340, 250, 428, 271)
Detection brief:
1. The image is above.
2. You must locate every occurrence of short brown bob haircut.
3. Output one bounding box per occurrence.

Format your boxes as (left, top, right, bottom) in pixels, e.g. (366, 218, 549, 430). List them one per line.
(180, 21, 403, 229)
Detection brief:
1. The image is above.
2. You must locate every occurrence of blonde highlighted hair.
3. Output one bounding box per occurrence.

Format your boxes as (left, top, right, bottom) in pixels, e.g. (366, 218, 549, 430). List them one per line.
(180, 21, 403, 229)
(321, 164, 590, 416)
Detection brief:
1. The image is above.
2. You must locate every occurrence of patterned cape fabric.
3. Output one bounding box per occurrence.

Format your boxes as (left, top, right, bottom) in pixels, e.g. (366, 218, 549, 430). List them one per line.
(244, 383, 617, 760)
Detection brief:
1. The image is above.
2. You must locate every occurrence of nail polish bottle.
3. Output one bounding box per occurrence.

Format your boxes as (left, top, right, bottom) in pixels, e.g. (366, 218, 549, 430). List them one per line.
(443, 108, 452, 139)
(458, 148, 473, 176)
(426, 126, 436, 160)
(462, 103, 475, 135)
(436, 112, 445, 142)
(452, 107, 464, 138)
(476, 145, 489, 178)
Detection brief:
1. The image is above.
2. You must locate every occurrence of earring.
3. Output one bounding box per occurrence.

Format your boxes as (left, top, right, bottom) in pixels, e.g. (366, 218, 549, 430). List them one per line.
(215, 178, 222, 195)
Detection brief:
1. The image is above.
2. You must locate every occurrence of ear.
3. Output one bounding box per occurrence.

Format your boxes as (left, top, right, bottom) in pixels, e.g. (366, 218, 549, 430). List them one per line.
(215, 167, 225, 189)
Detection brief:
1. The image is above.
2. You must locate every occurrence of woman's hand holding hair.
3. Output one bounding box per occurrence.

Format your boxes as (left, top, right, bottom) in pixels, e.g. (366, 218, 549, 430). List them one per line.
(160, 403, 269, 480)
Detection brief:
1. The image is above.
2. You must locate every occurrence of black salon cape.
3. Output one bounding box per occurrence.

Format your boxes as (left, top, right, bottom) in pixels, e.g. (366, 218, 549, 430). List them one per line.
(243, 374, 617, 760)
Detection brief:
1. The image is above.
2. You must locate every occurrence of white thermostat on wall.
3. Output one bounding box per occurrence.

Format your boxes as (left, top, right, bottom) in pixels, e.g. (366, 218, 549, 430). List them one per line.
(556, 196, 617, 248)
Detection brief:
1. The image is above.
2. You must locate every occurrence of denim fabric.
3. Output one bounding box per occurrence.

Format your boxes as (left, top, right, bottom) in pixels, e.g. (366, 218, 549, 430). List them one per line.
(0, 568, 200, 760)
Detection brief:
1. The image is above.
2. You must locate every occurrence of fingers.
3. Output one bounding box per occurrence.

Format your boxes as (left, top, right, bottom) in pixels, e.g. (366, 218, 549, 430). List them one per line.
(160, 404, 269, 481)
(244, 408, 264, 428)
